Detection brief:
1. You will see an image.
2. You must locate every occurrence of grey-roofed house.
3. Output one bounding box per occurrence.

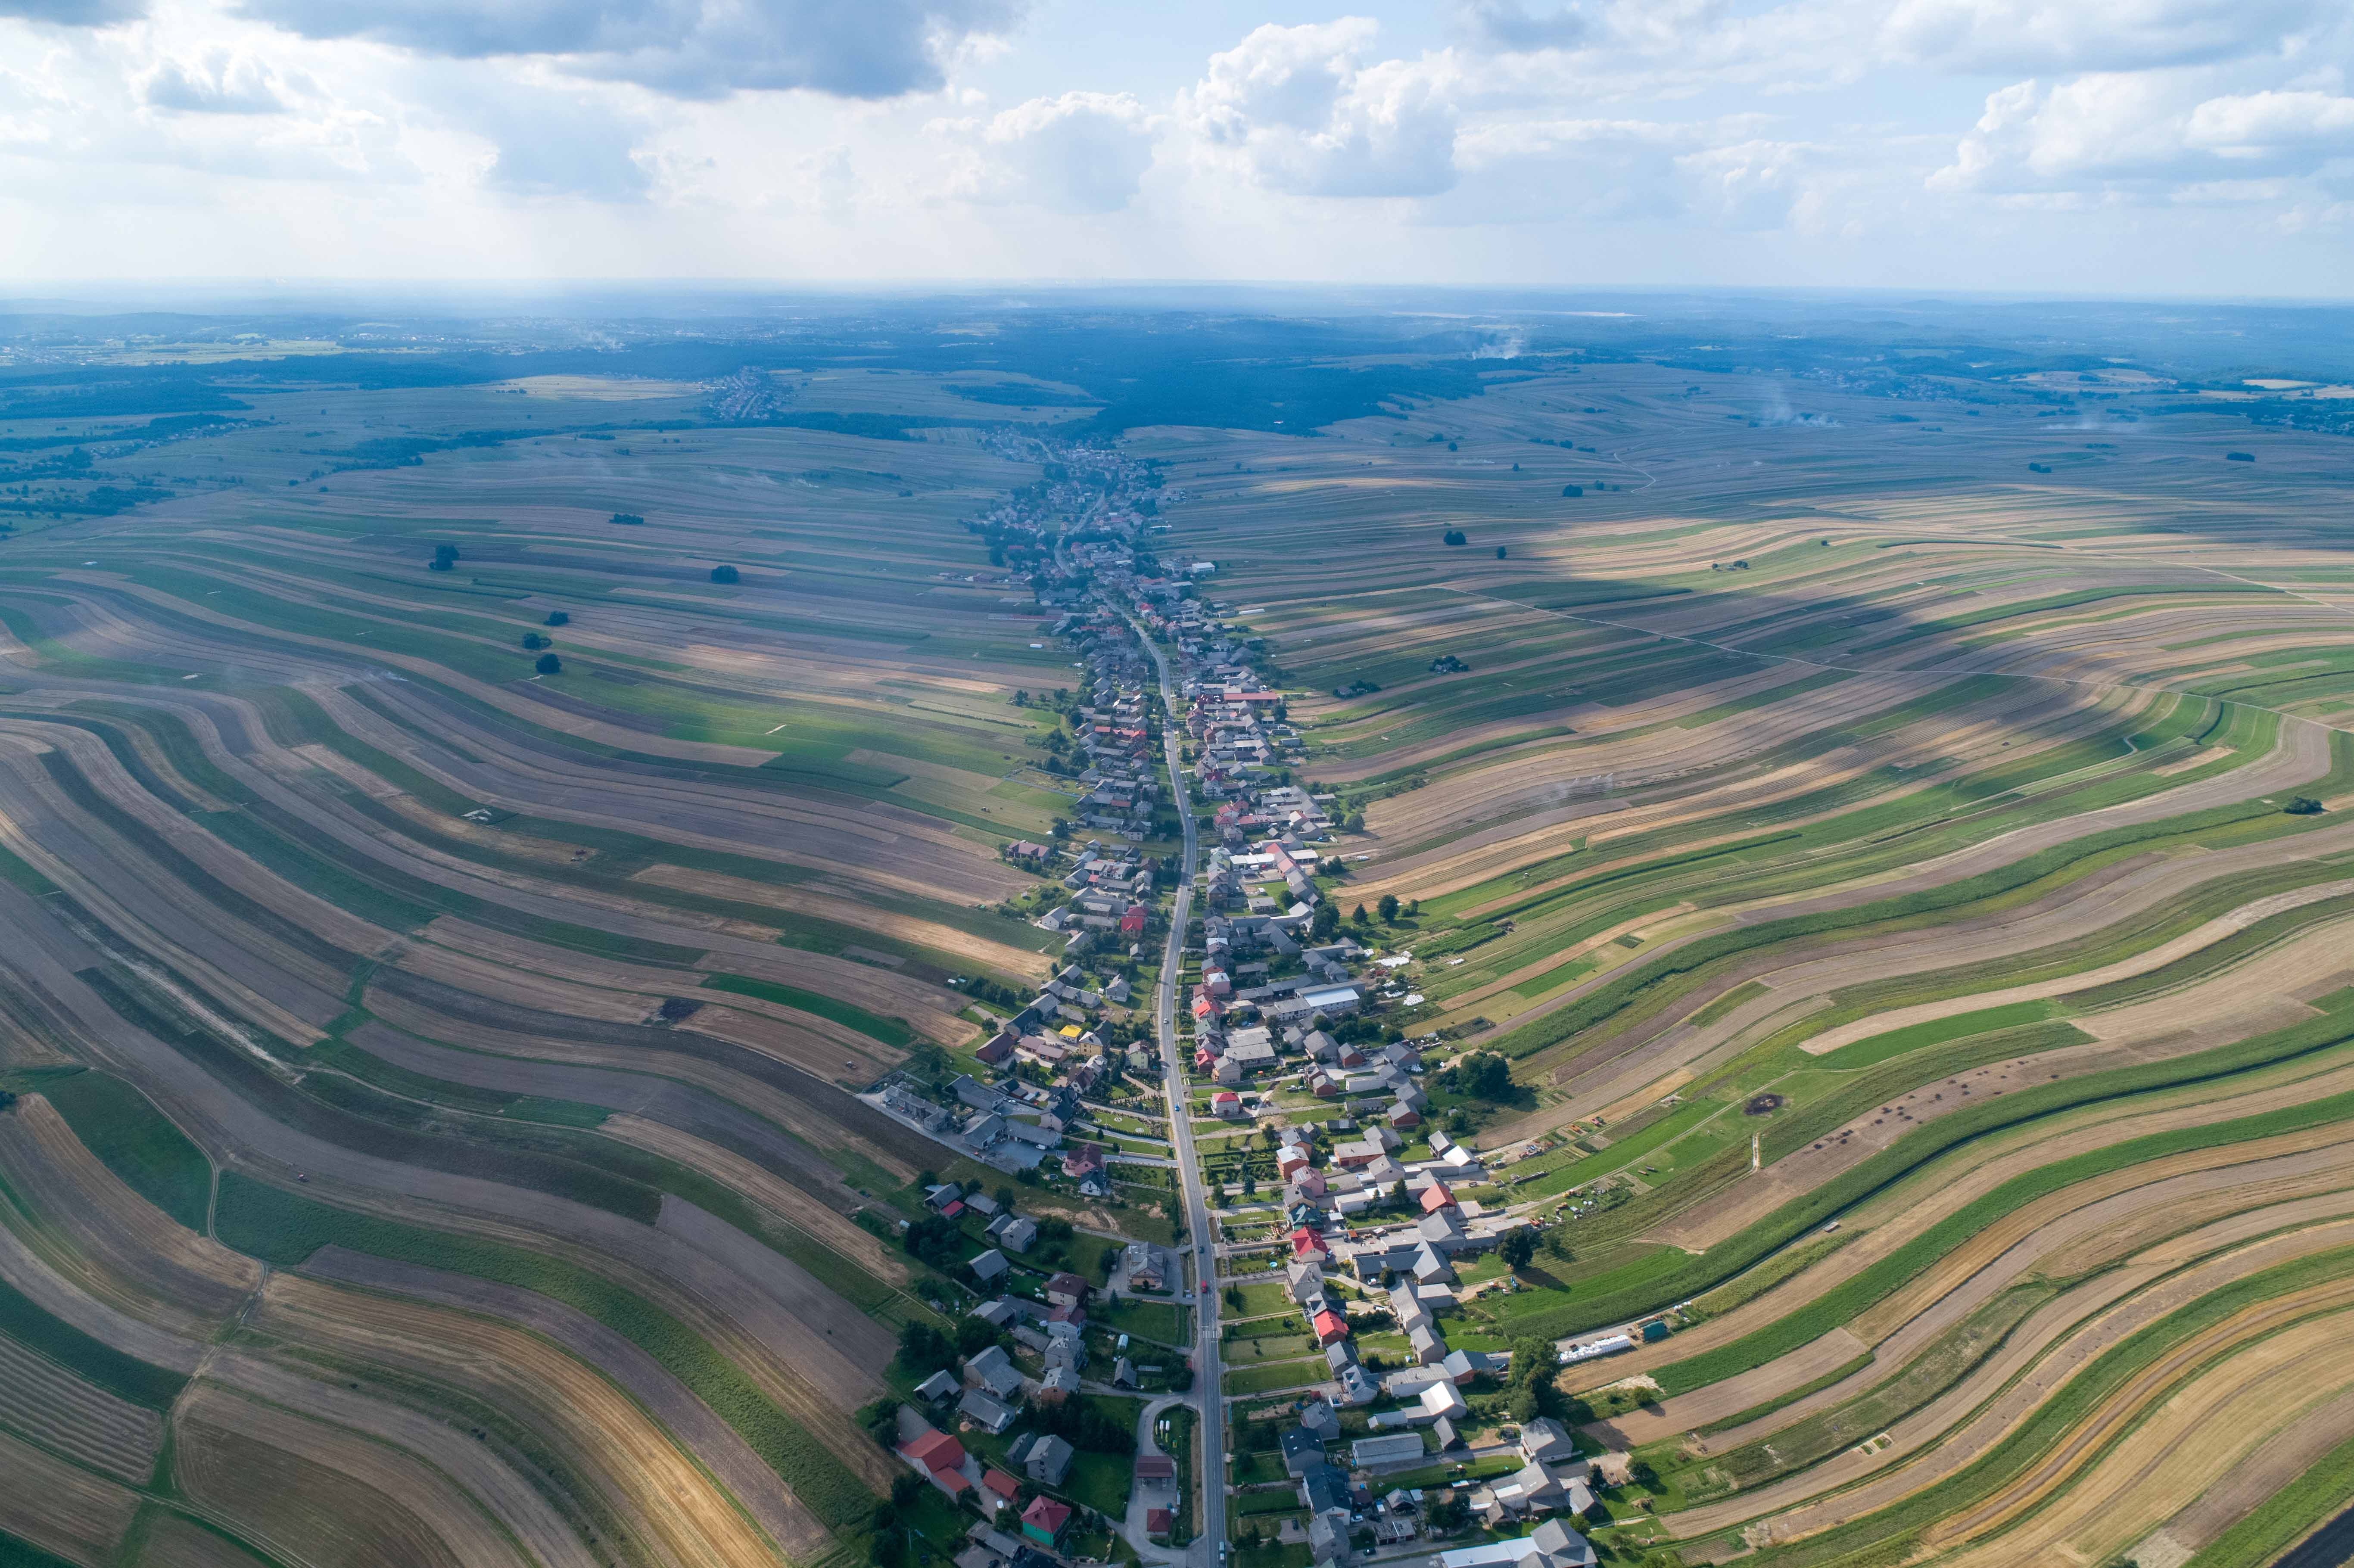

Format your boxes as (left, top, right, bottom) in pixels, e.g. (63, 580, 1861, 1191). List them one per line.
(1281, 1426, 1326, 1477)
(1410, 1324, 1445, 1364)
(969, 1249, 1010, 1286)
(1324, 1341, 1357, 1375)
(1010, 1432, 1074, 1487)
(1336, 1364, 1379, 1405)
(915, 1369, 960, 1403)
(1519, 1417, 1575, 1465)
(1428, 1518, 1596, 1568)
(1432, 1416, 1462, 1451)
(1442, 1349, 1501, 1382)
(1489, 1460, 1590, 1517)
(1352, 1433, 1428, 1469)
(965, 1345, 1024, 1401)
(1308, 1510, 1351, 1568)
(959, 1388, 1018, 1434)
(1298, 1462, 1351, 1515)
(1419, 1209, 1469, 1250)
(951, 1076, 1003, 1112)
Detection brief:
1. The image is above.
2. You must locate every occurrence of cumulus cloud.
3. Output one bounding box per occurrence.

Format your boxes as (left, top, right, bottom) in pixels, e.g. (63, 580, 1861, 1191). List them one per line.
(482, 109, 649, 198)
(1936, 74, 2354, 193)
(1182, 20, 1460, 198)
(1881, 0, 2333, 75)
(1451, 0, 1586, 55)
(938, 91, 1155, 213)
(234, 0, 1027, 100)
(1677, 138, 1826, 229)
(1446, 116, 1688, 222)
(145, 56, 287, 113)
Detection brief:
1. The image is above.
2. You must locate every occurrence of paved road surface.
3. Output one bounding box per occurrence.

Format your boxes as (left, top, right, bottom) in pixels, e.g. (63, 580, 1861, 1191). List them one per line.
(1136, 619, 1226, 1566)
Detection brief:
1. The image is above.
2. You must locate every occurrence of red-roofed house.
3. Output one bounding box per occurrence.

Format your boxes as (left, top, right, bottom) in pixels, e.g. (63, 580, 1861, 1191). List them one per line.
(1290, 1227, 1330, 1261)
(981, 1469, 1021, 1509)
(1021, 1497, 1073, 1545)
(1121, 904, 1148, 937)
(1312, 1309, 1349, 1346)
(898, 1428, 971, 1497)
(1147, 1509, 1174, 1540)
(1063, 1143, 1106, 1182)
(1420, 1181, 1456, 1214)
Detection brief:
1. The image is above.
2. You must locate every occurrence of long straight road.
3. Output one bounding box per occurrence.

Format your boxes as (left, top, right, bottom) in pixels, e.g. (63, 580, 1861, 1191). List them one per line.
(1134, 618, 1227, 1563)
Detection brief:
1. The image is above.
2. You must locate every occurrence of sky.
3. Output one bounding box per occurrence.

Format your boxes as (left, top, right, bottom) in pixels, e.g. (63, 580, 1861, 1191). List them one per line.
(1, 0, 2350, 296)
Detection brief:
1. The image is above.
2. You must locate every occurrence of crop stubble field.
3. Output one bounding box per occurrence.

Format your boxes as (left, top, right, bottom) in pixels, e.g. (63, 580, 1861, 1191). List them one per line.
(0, 327, 2348, 1566)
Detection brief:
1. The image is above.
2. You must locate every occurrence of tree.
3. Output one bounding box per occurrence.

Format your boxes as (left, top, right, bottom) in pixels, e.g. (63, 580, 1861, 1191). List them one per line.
(1377, 893, 1400, 924)
(902, 1214, 963, 1269)
(710, 564, 740, 584)
(1446, 1051, 1513, 1101)
(610, 513, 645, 526)
(544, 610, 570, 626)
(1351, 904, 1369, 926)
(521, 632, 550, 650)
(890, 1473, 928, 1512)
(1495, 546, 1508, 560)
(956, 1315, 1002, 1356)
(2286, 796, 2325, 815)
(534, 653, 562, 675)
(1309, 904, 1339, 941)
(894, 1320, 955, 1378)
(1442, 529, 1467, 547)
(1499, 1229, 1537, 1270)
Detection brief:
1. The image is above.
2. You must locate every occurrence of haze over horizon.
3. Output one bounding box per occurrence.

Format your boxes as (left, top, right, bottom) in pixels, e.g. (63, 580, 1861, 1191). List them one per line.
(2, 0, 2350, 297)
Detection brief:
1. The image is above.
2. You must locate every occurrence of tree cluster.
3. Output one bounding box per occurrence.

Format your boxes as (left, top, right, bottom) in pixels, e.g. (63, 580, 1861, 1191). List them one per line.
(901, 1213, 965, 1271)
(1504, 1335, 1564, 1424)
(1441, 1051, 1514, 1101)
(894, 1320, 958, 1379)
(1024, 1398, 1135, 1455)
